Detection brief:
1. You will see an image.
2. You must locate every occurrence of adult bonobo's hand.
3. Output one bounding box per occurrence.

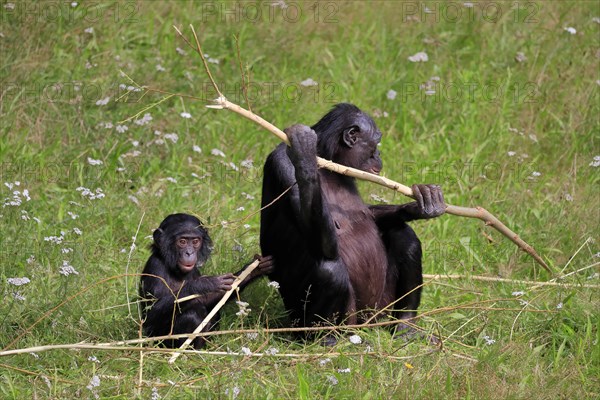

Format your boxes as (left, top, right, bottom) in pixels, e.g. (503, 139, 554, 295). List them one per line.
(411, 184, 446, 219)
(285, 124, 318, 178)
(253, 254, 275, 277)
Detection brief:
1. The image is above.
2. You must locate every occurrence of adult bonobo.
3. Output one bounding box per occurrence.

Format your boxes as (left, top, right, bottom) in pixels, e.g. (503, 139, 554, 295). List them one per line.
(140, 213, 274, 348)
(260, 103, 445, 339)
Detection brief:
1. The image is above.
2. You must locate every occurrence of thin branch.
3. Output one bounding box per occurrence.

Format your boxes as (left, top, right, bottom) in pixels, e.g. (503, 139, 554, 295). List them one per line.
(125, 212, 144, 318)
(168, 259, 260, 363)
(422, 274, 600, 289)
(234, 34, 252, 112)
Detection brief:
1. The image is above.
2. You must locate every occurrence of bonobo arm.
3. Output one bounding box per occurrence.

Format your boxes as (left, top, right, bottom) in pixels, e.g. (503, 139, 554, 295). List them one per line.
(234, 255, 275, 288)
(284, 124, 338, 259)
(141, 260, 235, 313)
(370, 184, 446, 229)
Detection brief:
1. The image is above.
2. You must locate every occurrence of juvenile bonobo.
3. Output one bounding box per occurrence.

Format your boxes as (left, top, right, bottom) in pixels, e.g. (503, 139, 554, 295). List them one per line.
(140, 213, 274, 348)
(260, 103, 445, 339)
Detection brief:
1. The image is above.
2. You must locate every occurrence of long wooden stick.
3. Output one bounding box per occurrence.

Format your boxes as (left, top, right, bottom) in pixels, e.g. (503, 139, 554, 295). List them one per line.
(168, 260, 259, 364)
(174, 25, 551, 273)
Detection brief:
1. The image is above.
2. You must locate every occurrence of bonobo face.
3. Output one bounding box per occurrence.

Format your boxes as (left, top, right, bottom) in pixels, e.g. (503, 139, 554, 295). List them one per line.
(337, 113, 383, 174)
(177, 235, 203, 272)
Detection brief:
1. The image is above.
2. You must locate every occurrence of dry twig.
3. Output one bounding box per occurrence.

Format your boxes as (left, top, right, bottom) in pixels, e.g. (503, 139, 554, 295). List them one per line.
(167, 260, 260, 363)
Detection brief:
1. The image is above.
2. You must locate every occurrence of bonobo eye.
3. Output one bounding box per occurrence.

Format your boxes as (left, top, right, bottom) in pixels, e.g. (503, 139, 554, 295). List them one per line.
(177, 238, 187, 248)
(191, 238, 201, 248)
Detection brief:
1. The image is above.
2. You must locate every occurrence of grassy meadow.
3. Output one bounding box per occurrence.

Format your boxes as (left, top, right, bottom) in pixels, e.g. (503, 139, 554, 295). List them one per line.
(1, 1, 599, 398)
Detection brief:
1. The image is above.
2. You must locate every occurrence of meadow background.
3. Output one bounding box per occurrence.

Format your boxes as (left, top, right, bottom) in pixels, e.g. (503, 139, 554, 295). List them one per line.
(1, 1, 599, 398)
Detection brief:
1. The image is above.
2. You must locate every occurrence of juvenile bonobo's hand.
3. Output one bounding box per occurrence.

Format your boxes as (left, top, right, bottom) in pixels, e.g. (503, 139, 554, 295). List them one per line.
(412, 184, 446, 219)
(285, 124, 318, 178)
(212, 273, 235, 292)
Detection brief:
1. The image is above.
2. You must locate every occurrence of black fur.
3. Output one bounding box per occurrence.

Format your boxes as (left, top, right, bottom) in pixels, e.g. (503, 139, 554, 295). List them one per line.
(260, 104, 445, 336)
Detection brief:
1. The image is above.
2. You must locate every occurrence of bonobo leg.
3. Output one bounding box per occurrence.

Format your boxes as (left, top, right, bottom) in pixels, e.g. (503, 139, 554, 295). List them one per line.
(380, 222, 424, 337)
(303, 260, 356, 327)
(168, 311, 210, 349)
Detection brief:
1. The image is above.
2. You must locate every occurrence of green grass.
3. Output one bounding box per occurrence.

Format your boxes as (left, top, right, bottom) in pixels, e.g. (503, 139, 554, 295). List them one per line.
(1, 1, 599, 398)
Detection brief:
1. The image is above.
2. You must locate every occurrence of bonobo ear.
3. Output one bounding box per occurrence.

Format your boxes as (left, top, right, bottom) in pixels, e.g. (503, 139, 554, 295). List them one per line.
(152, 228, 164, 245)
(342, 126, 359, 148)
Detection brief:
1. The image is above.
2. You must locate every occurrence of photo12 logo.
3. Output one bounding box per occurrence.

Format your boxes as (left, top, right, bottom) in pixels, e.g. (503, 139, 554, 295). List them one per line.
(1, 2, 138, 24)
(198, 1, 339, 23)
(400, 2, 539, 24)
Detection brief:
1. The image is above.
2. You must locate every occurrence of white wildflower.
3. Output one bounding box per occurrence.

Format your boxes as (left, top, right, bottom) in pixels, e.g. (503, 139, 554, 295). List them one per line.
(246, 332, 258, 340)
(236, 206, 245, 212)
(507, 151, 516, 157)
(151, 387, 161, 400)
(88, 355, 100, 363)
(265, 347, 279, 355)
(483, 335, 496, 345)
(267, 281, 280, 289)
(95, 96, 110, 106)
(87, 157, 103, 166)
(7, 277, 30, 286)
(12, 291, 26, 301)
(564, 193, 573, 202)
(408, 52, 428, 62)
(193, 145, 202, 153)
(115, 124, 128, 133)
(589, 155, 600, 167)
(165, 177, 177, 183)
(236, 301, 251, 317)
(564, 27, 577, 35)
(300, 78, 318, 87)
(515, 52, 527, 63)
(348, 334, 362, 344)
(134, 113, 153, 126)
(211, 148, 226, 157)
(240, 159, 253, 169)
(163, 133, 179, 143)
(225, 387, 240, 398)
(556, 302, 563, 309)
(73, 227, 83, 235)
(243, 224, 250, 229)
(319, 358, 332, 366)
(327, 375, 338, 385)
(59, 261, 79, 276)
(241, 346, 252, 356)
(386, 89, 397, 100)
(86, 375, 100, 389)
(176, 47, 187, 55)
(156, 64, 166, 72)
(512, 291, 525, 296)
(180, 112, 192, 119)
(84, 27, 94, 34)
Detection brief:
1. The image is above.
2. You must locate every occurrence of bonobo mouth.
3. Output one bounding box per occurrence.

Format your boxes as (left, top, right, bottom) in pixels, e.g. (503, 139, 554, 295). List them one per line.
(179, 263, 196, 271)
(369, 168, 381, 175)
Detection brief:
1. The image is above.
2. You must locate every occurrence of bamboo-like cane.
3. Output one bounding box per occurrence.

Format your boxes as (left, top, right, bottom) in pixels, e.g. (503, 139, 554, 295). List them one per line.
(173, 27, 551, 273)
(168, 260, 259, 364)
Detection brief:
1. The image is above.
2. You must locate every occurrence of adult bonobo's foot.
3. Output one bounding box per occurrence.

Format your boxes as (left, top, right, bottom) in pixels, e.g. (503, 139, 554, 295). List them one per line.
(394, 321, 440, 346)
